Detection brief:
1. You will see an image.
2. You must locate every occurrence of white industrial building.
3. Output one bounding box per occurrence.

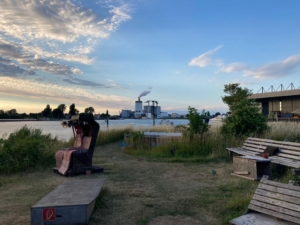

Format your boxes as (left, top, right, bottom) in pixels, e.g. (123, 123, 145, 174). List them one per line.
(131, 98, 163, 119)
(134, 98, 143, 119)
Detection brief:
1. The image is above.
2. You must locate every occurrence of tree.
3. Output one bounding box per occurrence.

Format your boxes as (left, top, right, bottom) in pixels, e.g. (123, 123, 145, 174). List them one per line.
(6, 109, 17, 115)
(69, 103, 79, 116)
(52, 104, 66, 119)
(220, 98, 268, 136)
(222, 83, 252, 110)
(58, 104, 66, 114)
(186, 106, 210, 136)
(42, 104, 52, 117)
(84, 106, 95, 114)
(51, 108, 61, 119)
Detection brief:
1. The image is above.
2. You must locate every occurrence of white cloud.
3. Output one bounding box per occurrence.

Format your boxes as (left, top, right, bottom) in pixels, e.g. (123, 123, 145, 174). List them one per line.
(0, 39, 82, 77)
(220, 55, 300, 79)
(0, 0, 132, 43)
(189, 46, 223, 67)
(22, 45, 95, 65)
(0, 77, 133, 110)
(219, 62, 249, 73)
(244, 55, 300, 79)
(0, 0, 133, 77)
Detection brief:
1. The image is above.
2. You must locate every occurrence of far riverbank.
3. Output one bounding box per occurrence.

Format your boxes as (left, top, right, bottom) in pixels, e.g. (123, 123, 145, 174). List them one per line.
(0, 119, 38, 122)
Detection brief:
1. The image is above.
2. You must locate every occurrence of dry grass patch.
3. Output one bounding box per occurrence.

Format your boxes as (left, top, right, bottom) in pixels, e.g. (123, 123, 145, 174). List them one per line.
(268, 121, 300, 140)
(0, 142, 258, 225)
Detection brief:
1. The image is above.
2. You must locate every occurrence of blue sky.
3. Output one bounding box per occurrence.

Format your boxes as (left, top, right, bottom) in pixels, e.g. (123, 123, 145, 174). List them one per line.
(0, 0, 300, 115)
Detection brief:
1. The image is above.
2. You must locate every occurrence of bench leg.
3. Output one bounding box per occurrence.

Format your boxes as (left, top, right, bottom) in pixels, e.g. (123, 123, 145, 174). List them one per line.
(228, 150, 234, 160)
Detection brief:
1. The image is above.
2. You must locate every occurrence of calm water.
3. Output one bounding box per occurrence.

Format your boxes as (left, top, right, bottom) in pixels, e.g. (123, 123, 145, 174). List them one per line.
(0, 119, 189, 141)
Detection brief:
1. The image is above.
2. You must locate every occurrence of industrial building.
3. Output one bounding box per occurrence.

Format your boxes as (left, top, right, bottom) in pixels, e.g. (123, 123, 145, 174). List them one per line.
(119, 98, 163, 119)
(120, 109, 133, 118)
(249, 83, 300, 118)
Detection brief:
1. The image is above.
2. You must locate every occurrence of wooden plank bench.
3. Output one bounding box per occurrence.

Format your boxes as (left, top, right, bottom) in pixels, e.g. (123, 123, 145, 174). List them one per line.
(230, 176, 300, 225)
(227, 137, 300, 168)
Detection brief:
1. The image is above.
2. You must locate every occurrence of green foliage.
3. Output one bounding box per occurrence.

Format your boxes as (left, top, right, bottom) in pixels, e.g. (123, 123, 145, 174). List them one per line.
(127, 131, 145, 149)
(186, 106, 210, 135)
(222, 83, 252, 111)
(52, 104, 66, 119)
(221, 98, 269, 137)
(100, 110, 111, 119)
(0, 126, 65, 174)
(84, 106, 95, 114)
(125, 129, 241, 162)
(69, 103, 79, 116)
(0, 109, 28, 119)
(41, 104, 52, 117)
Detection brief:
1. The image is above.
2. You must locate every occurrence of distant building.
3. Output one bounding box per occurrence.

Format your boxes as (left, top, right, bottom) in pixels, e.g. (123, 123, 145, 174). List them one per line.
(249, 83, 300, 118)
(120, 110, 133, 118)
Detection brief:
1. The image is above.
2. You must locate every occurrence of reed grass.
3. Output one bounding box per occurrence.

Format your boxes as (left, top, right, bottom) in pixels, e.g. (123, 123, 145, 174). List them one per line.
(125, 124, 245, 162)
(267, 122, 300, 141)
(96, 126, 133, 145)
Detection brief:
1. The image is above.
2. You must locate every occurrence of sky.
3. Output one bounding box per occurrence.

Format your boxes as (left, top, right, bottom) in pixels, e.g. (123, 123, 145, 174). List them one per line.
(0, 0, 300, 115)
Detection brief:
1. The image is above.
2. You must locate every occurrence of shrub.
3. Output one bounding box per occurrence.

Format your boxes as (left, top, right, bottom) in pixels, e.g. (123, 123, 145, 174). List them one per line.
(0, 126, 65, 174)
(220, 99, 269, 137)
(186, 106, 210, 137)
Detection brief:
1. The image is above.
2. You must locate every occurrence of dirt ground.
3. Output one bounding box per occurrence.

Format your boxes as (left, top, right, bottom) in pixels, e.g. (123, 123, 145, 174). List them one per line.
(0, 142, 255, 225)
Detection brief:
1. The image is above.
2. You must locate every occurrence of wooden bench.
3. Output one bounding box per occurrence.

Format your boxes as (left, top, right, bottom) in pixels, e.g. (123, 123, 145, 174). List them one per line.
(230, 176, 300, 225)
(227, 137, 300, 168)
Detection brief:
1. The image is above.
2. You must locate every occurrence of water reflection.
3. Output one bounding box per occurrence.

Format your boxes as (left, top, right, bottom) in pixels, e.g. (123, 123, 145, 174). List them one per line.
(0, 119, 189, 141)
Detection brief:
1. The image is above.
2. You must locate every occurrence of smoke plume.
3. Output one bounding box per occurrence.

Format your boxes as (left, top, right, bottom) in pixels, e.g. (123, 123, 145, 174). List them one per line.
(138, 87, 152, 98)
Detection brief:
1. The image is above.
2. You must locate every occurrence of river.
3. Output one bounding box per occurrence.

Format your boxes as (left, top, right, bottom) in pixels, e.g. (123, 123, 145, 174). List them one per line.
(0, 119, 190, 141)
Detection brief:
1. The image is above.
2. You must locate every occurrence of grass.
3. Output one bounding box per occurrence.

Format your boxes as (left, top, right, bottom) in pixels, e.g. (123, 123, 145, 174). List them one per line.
(1, 122, 300, 224)
(124, 124, 244, 163)
(0, 132, 258, 224)
(267, 121, 300, 141)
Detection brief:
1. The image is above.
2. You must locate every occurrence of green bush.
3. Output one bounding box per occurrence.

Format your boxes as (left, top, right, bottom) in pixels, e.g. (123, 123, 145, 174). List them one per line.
(0, 126, 65, 174)
(220, 99, 269, 137)
(186, 106, 210, 137)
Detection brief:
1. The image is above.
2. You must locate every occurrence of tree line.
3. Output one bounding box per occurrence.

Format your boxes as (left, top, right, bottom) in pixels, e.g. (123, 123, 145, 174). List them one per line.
(0, 104, 111, 119)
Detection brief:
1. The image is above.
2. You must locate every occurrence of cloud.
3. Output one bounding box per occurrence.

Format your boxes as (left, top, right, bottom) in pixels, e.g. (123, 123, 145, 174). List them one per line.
(189, 46, 223, 67)
(22, 45, 95, 65)
(0, 0, 133, 77)
(219, 62, 249, 73)
(63, 77, 120, 88)
(0, 77, 132, 110)
(220, 55, 300, 79)
(0, 40, 81, 77)
(0, 61, 33, 77)
(244, 55, 300, 79)
(0, 0, 132, 43)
